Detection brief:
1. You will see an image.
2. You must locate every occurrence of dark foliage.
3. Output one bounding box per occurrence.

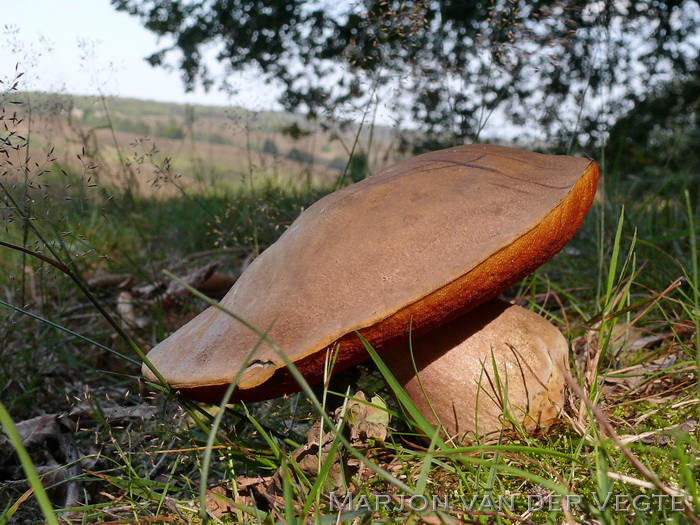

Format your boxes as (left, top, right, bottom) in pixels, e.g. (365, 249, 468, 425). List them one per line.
(605, 68, 700, 205)
(112, 0, 700, 152)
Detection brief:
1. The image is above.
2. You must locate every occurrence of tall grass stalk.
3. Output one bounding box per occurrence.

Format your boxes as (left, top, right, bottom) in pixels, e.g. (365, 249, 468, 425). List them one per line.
(193, 321, 272, 524)
(333, 81, 381, 190)
(0, 213, 163, 385)
(0, 402, 60, 525)
(683, 190, 700, 409)
(160, 272, 417, 522)
(0, 298, 139, 365)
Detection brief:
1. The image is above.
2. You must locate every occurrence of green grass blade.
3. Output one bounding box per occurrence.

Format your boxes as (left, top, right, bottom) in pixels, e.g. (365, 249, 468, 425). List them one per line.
(359, 333, 445, 448)
(0, 402, 60, 525)
(605, 206, 625, 308)
(684, 190, 699, 305)
(301, 394, 350, 518)
(0, 299, 139, 366)
(684, 190, 700, 404)
(197, 334, 271, 525)
(161, 271, 418, 510)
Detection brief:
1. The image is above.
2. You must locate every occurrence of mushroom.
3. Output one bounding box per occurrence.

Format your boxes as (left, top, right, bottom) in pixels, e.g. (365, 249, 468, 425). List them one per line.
(142, 145, 599, 415)
(382, 298, 569, 441)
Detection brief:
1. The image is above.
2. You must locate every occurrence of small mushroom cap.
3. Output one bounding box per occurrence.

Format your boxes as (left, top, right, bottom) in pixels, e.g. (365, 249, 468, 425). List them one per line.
(383, 298, 569, 441)
(143, 144, 598, 402)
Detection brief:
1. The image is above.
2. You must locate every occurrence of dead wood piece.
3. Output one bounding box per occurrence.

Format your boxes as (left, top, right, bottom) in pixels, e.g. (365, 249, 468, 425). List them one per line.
(161, 262, 219, 308)
(197, 273, 237, 300)
(87, 273, 136, 291)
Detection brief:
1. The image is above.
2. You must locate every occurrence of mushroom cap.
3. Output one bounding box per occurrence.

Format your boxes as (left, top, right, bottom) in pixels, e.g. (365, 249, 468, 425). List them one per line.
(143, 144, 599, 402)
(383, 298, 569, 441)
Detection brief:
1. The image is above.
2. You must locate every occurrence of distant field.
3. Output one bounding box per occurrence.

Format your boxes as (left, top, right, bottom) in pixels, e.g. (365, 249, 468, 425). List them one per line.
(5, 92, 400, 195)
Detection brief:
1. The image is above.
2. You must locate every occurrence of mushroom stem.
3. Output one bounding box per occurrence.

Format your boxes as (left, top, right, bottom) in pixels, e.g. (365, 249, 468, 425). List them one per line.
(383, 298, 569, 443)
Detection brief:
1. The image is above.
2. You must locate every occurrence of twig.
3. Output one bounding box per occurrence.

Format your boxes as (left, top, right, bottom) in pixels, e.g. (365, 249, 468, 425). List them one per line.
(564, 370, 700, 524)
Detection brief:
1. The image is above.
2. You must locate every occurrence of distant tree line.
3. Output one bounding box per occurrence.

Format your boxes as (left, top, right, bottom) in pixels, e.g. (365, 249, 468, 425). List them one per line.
(111, 0, 700, 157)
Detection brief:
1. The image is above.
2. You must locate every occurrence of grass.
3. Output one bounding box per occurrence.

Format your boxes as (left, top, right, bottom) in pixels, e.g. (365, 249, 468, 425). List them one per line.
(1, 82, 700, 525)
(5, 90, 398, 196)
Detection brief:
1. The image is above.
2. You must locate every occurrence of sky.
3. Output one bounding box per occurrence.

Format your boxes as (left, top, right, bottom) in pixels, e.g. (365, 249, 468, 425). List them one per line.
(1, 0, 283, 111)
(0, 1, 512, 134)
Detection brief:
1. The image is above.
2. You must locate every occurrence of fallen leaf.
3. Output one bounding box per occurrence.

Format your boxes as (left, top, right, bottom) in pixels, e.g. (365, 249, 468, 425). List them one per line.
(206, 485, 235, 518)
(0, 414, 60, 448)
(340, 392, 390, 445)
(86, 273, 136, 290)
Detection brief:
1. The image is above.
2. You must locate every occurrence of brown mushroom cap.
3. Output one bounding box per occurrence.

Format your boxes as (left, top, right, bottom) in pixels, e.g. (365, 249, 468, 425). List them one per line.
(383, 298, 569, 441)
(143, 144, 599, 402)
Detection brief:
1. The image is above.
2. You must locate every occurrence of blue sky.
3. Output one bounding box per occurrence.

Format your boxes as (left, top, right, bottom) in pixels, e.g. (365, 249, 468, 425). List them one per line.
(1, 0, 282, 110)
